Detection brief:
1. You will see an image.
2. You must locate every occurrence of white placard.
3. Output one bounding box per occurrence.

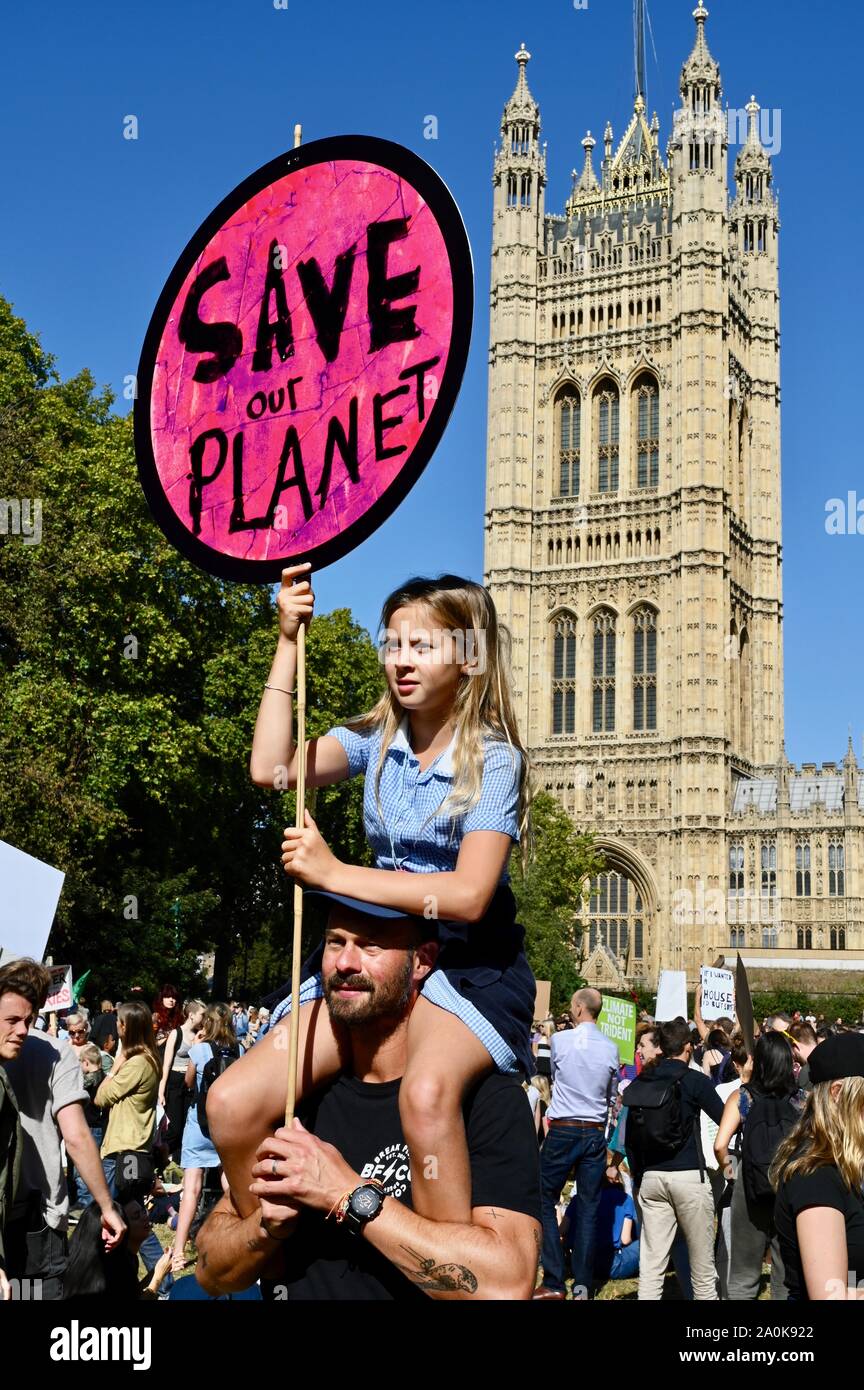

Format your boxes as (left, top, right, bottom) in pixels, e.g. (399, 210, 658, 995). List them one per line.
(42, 966, 73, 1014)
(700, 966, 735, 1021)
(655, 969, 688, 1022)
(0, 838, 65, 964)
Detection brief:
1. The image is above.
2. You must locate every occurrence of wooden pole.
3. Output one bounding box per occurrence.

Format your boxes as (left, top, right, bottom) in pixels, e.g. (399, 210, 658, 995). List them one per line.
(283, 115, 308, 1127)
(285, 621, 306, 1125)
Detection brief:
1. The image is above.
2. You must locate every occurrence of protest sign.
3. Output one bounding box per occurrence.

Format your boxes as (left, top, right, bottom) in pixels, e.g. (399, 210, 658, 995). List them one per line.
(534, 980, 551, 1023)
(0, 838, 65, 965)
(135, 134, 473, 581)
(597, 995, 637, 1063)
(655, 969, 688, 1023)
(700, 965, 735, 1021)
(41, 966, 73, 1015)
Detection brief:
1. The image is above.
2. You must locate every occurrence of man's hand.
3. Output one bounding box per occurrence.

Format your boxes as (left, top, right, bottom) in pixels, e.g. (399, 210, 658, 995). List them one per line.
(249, 1118, 360, 1217)
(100, 1204, 127, 1251)
(280, 811, 341, 889)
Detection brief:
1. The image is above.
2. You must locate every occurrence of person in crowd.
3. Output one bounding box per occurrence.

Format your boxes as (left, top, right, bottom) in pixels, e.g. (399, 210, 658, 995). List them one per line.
(769, 1013, 792, 1035)
(197, 892, 541, 1301)
(89, 1000, 119, 1056)
(171, 1003, 238, 1272)
(714, 1031, 805, 1300)
(710, 1034, 751, 1299)
(68, 1043, 108, 1212)
(772, 1033, 864, 1300)
(159, 998, 206, 1162)
(534, 988, 620, 1301)
(533, 1017, 554, 1079)
(580, 1173, 640, 1285)
(95, 1001, 161, 1195)
(255, 1008, 270, 1041)
(230, 1001, 249, 1047)
(1, 959, 125, 1299)
(242, 1008, 261, 1051)
(63, 1185, 173, 1300)
(525, 1074, 550, 1142)
(151, 985, 183, 1053)
(0, 983, 24, 1302)
(789, 1021, 819, 1091)
(64, 1013, 112, 1075)
(624, 1017, 725, 1301)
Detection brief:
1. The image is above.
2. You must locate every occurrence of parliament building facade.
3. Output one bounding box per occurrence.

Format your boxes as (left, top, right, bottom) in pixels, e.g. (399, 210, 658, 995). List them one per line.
(484, 5, 864, 992)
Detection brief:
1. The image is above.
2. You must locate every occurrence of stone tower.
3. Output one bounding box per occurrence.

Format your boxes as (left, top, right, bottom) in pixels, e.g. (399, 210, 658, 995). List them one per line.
(484, 6, 815, 989)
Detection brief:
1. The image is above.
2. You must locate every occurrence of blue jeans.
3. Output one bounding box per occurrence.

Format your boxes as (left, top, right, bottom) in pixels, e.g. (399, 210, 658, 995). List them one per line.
(540, 1125, 607, 1294)
(75, 1127, 103, 1207)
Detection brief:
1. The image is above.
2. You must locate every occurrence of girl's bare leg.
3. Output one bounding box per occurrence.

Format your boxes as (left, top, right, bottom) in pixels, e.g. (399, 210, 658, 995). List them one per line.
(399, 997, 493, 1224)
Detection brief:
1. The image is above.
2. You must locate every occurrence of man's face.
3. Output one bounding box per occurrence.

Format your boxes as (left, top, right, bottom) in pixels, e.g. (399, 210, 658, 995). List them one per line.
(0, 992, 34, 1060)
(321, 911, 435, 1027)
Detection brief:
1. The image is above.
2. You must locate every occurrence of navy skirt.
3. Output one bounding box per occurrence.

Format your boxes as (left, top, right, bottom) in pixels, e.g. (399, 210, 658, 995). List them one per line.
(267, 885, 536, 1079)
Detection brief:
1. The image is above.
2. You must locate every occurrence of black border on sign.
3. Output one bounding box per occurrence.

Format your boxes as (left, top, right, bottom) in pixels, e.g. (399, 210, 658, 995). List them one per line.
(133, 134, 474, 582)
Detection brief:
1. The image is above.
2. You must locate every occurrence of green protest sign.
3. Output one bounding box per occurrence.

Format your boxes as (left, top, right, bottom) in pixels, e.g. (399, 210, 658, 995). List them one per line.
(597, 995, 637, 1064)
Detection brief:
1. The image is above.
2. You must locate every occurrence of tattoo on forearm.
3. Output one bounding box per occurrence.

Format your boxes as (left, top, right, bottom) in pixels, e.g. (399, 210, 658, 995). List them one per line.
(396, 1245, 478, 1294)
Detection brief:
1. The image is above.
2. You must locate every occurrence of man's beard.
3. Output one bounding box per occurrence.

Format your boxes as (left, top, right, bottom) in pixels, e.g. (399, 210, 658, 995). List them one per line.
(323, 955, 414, 1027)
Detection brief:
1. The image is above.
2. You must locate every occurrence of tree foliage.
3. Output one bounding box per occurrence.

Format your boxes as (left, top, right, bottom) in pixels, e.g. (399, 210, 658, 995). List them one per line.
(510, 791, 605, 1014)
(0, 297, 383, 1000)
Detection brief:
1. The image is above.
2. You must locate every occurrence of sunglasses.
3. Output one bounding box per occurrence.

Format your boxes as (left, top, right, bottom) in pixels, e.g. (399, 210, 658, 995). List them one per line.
(69, 1030, 88, 1038)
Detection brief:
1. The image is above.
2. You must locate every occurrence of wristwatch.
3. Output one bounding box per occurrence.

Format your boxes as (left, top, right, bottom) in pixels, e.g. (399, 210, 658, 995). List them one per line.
(342, 1183, 386, 1236)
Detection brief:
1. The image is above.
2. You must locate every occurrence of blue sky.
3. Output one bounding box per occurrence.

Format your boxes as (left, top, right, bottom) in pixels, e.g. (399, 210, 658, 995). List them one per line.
(2, 0, 860, 765)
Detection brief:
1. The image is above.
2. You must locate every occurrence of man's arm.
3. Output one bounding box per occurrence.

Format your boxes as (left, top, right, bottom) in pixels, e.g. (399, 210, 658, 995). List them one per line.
(691, 1070, 725, 1125)
(246, 1122, 539, 1302)
(195, 1190, 293, 1295)
(56, 1103, 126, 1249)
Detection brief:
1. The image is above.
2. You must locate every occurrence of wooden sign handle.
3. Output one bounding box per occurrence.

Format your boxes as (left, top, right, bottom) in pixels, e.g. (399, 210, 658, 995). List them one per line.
(285, 620, 306, 1125)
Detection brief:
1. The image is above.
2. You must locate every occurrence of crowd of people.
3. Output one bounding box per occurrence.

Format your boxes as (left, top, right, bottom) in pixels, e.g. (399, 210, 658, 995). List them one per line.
(531, 990, 864, 1301)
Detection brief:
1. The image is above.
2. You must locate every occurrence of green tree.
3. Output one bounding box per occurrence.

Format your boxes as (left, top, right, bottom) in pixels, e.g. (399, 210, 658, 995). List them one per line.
(0, 297, 382, 1000)
(510, 791, 605, 1014)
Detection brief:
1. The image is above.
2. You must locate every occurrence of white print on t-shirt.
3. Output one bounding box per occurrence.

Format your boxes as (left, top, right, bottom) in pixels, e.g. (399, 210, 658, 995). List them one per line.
(360, 1142, 411, 1198)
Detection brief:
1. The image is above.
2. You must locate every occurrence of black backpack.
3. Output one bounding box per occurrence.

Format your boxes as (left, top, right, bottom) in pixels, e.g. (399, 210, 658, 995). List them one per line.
(740, 1092, 799, 1204)
(196, 1042, 240, 1138)
(624, 1072, 696, 1175)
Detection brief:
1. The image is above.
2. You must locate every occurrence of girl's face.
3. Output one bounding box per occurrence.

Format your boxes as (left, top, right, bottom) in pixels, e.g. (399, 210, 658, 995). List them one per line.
(638, 1033, 662, 1065)
(122, 1198, 151, 1250)
(190, 1008, 205, 1029)
(381, 604, 468, 717)
(162, 995, 176, 1010)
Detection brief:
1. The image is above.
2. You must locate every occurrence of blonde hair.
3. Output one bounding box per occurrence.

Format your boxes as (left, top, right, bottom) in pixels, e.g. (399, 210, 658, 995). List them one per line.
(201, 1003, 236, 1049)
(349, 575, 532, 850)
(79, 1043, 102, 1068)
(770, 1076, 864, 1193)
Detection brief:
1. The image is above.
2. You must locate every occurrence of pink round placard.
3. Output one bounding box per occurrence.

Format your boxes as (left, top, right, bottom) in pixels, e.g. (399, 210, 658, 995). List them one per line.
(135, 136, 472, 580)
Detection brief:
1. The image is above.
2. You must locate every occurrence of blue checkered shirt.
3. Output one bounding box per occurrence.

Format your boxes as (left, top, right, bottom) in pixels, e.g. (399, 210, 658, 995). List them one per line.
(327, 718, 521, 882)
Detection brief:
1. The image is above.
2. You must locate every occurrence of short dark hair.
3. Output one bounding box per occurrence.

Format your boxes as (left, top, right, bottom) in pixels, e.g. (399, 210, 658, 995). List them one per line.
(659, 1018, 692, 1058)
(0, 958, 52, 1013)
(789, 1022, 817, 1047)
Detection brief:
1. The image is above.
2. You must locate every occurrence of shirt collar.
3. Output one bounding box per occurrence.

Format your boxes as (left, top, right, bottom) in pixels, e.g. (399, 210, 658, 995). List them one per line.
(391, 716, 456, 776)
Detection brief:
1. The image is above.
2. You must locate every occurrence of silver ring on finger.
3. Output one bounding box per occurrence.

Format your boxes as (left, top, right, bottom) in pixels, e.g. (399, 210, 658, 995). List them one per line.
(271, 1158, 279, 1177)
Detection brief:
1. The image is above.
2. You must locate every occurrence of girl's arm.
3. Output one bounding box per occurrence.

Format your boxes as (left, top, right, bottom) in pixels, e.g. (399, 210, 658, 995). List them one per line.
(286, 820, 513, 923)
(95, 1056, 144, 1108)
(619, 1216, 635, 1247)
(797, 1207, 864, 1300)
(249, 565, 351, 790)
(184, 1060, 196, 1090)
(159, 1031, 177, 1104)
(713, 1089, 742, 1175)
(694, 984, 709, 1043)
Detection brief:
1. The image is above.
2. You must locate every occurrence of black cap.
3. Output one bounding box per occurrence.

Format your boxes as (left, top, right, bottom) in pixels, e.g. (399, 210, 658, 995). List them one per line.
(808, 1032, 864, 1084)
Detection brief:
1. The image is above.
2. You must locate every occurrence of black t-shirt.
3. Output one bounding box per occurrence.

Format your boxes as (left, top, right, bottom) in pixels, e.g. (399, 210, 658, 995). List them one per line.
(775, 1164, 864, 1300)
(263, 1072, 541, 1301)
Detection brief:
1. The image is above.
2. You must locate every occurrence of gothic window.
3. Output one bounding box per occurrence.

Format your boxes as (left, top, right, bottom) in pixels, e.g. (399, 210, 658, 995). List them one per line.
(556, 387, 581, 497)
(633, 607, 657, 731)
(507, 174, 518, 208)
(729, 843, 745, 896)
(830, 927, 847, 951)
(797, 927, 813, 950)
(588, 872, 636, 963)
(552, 615, 577, 736)
(592, 609, 616, 732)
(760, 841, 777, 897)
(634, 373, 659, 487)
(795, 842, 811, 897)
(762, 925, 778, 949)
(743, 221, 754, 253)
(730, 926, 746, 948)
(828, 840, 845, 896)
(595, 380, 620, 492)
(520, 175, 531, 208)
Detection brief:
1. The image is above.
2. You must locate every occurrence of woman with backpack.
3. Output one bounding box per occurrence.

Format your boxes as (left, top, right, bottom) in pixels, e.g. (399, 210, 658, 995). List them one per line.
(172, 1003, 238, 1272)
(714, 1031, 806, 1300)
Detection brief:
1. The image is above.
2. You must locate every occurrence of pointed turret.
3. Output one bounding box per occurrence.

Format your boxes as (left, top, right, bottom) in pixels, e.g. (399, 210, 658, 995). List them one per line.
(681, 2, 721, 96)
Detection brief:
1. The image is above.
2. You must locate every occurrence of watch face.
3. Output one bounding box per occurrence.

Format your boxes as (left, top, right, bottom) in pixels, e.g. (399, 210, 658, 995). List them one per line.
(350, 1186, 382, 1218)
